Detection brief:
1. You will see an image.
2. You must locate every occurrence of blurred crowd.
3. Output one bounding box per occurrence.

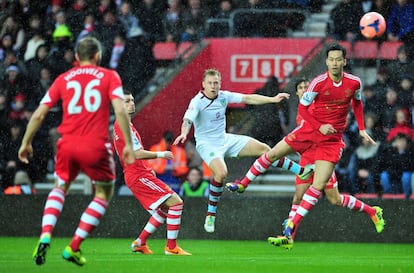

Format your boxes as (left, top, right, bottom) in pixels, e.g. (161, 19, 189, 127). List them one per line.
(1, 0, 413, 198)
(336, 43, 414, 199)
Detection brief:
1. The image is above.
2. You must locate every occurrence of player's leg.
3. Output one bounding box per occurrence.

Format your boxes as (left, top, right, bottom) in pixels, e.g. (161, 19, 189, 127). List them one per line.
(225, 138, 269, 192)
(229, 139, 295, 189)
(33, 182, 70, 265)
(285, 182, 310, 237)
(324, 177, 385, 233)
(131, 208, 167, 254)
(33, 139, 78, 266)
(204, 157, 227, 232)
(130, 174, 187, 254)
(272, 157, 314, 180)
(163, 193, 191, 255)
(63, 181, 114, 266)
(285, 160, 334, 238)
(268, 178, 312, 249)
(282, 149, 315, 238)
(227, 138, 312, 192)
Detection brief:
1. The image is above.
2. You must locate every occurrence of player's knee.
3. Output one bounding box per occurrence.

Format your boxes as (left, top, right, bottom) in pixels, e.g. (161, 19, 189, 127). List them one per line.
(166, 193, 183, 206)
(214, 170, 227, 182)
(260, 143, 271, 154)
(267, 148, 282, 162)
(94, 182, 114, 201)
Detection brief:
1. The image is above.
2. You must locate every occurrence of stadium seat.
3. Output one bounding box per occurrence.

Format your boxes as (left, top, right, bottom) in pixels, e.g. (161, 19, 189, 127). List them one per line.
(379, 41, 403, 59)
(342, 41, 377, 59)
(152, 42, 193, 61)
(152, 42, 177, 60)
(353, 41, 378, 59)
(341, 41, 403, 60)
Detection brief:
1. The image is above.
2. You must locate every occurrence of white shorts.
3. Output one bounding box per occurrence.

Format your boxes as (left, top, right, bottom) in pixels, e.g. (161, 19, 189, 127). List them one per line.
(196, 133, 251, 165)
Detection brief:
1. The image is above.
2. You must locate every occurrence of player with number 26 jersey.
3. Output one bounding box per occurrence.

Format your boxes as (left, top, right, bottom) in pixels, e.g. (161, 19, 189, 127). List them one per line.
(19, 37, 134, 266)
(41, 66, 123, 140)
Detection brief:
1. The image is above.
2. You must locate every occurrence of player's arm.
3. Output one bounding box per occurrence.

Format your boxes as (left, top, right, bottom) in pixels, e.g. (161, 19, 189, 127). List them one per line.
(241, 93, 290, 105)
(112, 98, 135, 164)
(352, 95, 377, 145)
(173, 118, 193, 145)
(18, 104, 50, 163)
(135, 149, 174, 160)
(297, 89, 337, 135)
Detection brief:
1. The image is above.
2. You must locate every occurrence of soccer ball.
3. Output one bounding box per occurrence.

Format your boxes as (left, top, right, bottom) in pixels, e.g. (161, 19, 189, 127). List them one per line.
(359, 12, 386, 39)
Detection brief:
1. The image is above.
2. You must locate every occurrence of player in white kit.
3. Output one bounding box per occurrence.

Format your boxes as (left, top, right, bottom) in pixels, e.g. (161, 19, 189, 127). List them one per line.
(173, 69, 314, 233)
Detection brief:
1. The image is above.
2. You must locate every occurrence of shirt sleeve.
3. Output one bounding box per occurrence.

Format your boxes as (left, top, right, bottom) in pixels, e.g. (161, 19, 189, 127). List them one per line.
(109, 70, 124, 100)
(352, 98, 365, 130)
(183, 97, 199, 122)
(298, 90, 322, 130)
(223, 90, 243, 104)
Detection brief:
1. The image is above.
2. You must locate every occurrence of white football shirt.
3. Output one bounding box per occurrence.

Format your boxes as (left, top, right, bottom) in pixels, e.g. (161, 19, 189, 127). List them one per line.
(183, 90, 243, 145)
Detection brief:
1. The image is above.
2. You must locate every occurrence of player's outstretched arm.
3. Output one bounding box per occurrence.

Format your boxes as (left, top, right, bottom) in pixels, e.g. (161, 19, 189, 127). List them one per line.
(135, 149, 174, 160)
(242, 92, 290, 105)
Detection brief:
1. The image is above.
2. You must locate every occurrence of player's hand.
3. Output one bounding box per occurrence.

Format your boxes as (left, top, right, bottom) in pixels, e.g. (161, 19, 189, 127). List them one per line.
(163, 151, 174, 159)
(122, 145, 135, 165)
(319, 124, 337, 135)
(173, 134, 186, 145)
(18, 144, 33, 164)
(359, 130, 376, 146)
(273, 92, 290, 103)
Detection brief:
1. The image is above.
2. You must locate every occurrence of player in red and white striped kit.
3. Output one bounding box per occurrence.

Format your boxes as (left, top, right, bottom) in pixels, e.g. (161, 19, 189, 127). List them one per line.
(268, 78, 385, 248)
(227, 43, 384, 248)
(113, 90, 191, 256)
(19, 37, 135, 266)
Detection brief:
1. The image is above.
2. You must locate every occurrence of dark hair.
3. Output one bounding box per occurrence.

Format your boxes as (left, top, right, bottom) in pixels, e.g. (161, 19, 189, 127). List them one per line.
(163, 131, 174, 143)
(75, 37, 101, 61)
(326, 42, 346, 58)
(123, 89, 131, 95)
(189, 166, 203, 176)
(295, 78, 309, 91)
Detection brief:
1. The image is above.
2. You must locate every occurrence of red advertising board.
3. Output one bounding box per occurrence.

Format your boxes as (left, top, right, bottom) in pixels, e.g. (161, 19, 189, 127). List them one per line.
(207, 38, 322, 93)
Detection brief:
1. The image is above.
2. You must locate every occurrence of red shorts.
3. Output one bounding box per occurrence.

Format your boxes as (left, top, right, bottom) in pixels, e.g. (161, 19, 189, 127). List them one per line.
(124, 171, 174, 211)
(295, 144, 338, 189)
(285, 122, 345, 164)
(55, 136, 115, 183)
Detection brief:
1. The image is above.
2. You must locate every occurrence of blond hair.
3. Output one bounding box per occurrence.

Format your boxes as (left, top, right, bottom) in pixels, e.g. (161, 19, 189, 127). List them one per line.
(203, 68, 221, 81)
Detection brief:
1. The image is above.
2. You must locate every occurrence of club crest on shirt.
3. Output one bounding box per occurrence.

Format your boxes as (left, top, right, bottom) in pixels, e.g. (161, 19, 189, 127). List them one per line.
(345, 88, 352, 97)
(209, 151, 215, 157)
(220, 99, 226, 106)
(324, 90, 330, 95)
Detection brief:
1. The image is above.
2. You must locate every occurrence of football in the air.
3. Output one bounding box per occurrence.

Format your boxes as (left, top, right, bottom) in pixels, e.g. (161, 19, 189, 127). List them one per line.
(359, 12, 386, 39)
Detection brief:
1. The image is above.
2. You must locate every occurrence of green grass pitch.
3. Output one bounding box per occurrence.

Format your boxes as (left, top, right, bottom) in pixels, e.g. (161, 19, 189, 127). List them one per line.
(1, 237, 413, 273)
